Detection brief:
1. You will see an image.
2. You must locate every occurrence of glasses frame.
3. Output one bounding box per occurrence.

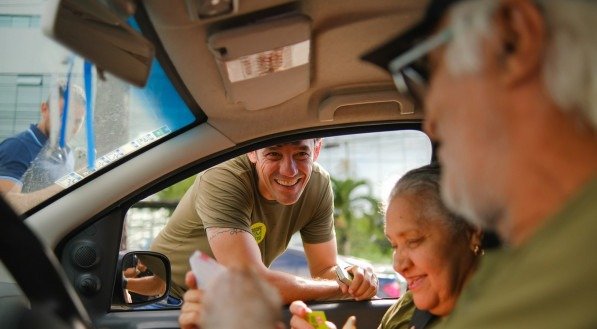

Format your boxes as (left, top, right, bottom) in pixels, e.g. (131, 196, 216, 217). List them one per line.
(388, 27, 453, 105)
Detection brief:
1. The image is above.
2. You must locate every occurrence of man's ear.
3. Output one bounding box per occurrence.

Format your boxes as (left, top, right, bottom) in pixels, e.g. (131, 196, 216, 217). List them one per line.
(494, 0, 546, 86)
(313, 139, 322, 161)
(247, 150, 258, 164)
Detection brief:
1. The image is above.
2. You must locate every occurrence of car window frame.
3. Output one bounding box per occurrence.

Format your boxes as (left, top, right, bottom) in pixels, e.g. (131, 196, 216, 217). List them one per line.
(119, 123, 431, 301)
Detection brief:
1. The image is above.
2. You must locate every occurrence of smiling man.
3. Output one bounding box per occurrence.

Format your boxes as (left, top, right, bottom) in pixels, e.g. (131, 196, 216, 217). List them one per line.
(152, 139, 378, 312)
(363, 0, 597, 328)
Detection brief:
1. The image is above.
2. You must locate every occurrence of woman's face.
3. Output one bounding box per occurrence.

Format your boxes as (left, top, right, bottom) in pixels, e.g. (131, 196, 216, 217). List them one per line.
(385, 193, 476, 316)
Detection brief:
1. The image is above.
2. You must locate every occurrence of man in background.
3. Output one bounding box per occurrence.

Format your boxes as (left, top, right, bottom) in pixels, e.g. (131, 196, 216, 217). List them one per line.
(0, 82, 85, 194)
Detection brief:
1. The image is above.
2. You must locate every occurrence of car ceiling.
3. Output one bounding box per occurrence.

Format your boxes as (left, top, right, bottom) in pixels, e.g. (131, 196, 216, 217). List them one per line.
(143, 0, 428, 143)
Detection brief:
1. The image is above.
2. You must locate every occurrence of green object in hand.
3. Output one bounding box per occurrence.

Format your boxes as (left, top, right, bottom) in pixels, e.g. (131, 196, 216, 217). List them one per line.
(308, 311, 329, 329)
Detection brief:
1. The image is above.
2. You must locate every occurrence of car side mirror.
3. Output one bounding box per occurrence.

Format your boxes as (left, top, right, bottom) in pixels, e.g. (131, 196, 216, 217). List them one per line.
(113, 251, 170, 307)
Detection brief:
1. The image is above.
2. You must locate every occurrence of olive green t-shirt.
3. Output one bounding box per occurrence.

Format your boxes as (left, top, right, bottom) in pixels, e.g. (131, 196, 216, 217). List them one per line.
(378, 291, 416, 329)
(433, 178, 597, 329)
(151, 155, 335, 298)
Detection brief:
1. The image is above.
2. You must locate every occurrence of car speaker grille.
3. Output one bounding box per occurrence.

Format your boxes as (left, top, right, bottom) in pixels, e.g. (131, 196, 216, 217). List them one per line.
(72, 243, 99, 269)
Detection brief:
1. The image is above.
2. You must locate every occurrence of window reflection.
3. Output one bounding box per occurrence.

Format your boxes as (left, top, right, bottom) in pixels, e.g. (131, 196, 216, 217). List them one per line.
(0, 2, 196, 213)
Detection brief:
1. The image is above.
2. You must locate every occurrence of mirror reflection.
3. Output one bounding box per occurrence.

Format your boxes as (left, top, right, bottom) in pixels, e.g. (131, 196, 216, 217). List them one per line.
(121, 252, 167, 304)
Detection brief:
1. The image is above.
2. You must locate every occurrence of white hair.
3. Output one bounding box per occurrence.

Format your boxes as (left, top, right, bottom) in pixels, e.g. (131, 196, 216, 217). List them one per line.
(388, 164, 473, 237)
(445, 0, 497, 75)
(539, 0, 597, 128)
(445, 0, 597, 129)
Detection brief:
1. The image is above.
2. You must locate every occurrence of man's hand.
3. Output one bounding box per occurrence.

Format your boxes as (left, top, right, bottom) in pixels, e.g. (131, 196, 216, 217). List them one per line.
(179, 271, 204, 329)
(0, 179, 18, 195)
(4, 183, 62, 214)
(338, 265, 378, 301)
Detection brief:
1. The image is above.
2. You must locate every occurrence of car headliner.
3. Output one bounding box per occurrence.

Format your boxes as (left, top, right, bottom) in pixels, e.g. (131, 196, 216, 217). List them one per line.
(144, 0, 427, 142)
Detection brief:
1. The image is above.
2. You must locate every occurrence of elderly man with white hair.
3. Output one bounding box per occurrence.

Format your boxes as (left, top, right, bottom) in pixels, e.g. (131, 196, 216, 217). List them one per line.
(360, 0, 596, 328)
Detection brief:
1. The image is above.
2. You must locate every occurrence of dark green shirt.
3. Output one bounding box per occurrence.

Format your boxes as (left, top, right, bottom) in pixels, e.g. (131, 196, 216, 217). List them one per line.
(379, 291, 416, 329)
(434, 178, 597, 329)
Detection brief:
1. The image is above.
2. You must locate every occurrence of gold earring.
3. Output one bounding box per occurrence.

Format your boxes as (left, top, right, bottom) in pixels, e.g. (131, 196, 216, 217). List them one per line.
(473, 245, 484, 256)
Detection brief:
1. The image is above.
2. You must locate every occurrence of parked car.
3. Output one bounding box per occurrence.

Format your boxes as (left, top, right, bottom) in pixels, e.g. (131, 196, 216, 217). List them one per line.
(0, 0, 432, 328)
(377, 273, 403, 300)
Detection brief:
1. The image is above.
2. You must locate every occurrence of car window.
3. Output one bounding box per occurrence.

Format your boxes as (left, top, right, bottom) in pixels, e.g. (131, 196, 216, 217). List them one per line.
(0, 5, 197, 211)
(122, 130, 431, 300)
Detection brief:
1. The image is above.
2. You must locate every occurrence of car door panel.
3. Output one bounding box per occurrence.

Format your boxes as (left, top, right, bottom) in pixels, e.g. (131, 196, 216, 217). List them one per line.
(58, 210, 125, 318)
(302, 299, 395, 328)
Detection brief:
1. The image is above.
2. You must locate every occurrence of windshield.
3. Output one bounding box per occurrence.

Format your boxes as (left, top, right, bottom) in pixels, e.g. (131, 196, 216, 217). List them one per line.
(0, 4, 196, 213)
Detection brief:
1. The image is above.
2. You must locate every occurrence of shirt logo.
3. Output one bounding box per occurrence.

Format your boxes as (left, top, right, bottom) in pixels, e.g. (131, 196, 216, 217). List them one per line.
(251, 222, 267, 243)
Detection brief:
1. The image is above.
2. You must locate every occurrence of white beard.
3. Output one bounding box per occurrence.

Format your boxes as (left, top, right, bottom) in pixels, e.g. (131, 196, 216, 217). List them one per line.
(440, 174, 500, 232)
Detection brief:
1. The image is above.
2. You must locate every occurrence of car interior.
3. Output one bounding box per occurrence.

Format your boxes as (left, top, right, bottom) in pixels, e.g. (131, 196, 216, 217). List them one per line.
(0, 0, 434, 328)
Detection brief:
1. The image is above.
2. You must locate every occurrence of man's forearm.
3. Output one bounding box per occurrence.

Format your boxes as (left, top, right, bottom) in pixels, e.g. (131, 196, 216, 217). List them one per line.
(126, 276, 166, 296)
(5, 184, 62, 214)
(262, 268, 347, 304)
(205, 227, 348, 303)
(313, 264, 340, 281)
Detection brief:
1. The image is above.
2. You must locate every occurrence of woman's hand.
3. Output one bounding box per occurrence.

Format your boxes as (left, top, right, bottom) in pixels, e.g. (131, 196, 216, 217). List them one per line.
(289, 300, 337, 329)
(341, 316, 357, 329)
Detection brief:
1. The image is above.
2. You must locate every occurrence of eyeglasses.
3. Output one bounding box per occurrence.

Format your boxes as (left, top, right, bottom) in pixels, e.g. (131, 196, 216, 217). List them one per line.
(388, 28, 453, 106)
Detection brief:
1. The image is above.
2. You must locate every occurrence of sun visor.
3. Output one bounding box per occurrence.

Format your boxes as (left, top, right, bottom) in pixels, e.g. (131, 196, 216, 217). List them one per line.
(208, 14, 311, 111)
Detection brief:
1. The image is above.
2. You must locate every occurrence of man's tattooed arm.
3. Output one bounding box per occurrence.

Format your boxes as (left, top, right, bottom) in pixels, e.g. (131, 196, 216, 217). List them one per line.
(206, 227, 248, 242)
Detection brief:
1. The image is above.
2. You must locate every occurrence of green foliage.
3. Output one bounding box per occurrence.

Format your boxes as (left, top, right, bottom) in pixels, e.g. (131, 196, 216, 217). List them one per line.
(331, 176, 391, 263)
(157, 175, 196, 201)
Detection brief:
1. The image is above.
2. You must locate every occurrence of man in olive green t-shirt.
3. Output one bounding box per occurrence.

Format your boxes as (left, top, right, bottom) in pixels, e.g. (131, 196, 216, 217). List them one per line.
(153, 139, 378, 308)
(362, 0, 597, 328)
